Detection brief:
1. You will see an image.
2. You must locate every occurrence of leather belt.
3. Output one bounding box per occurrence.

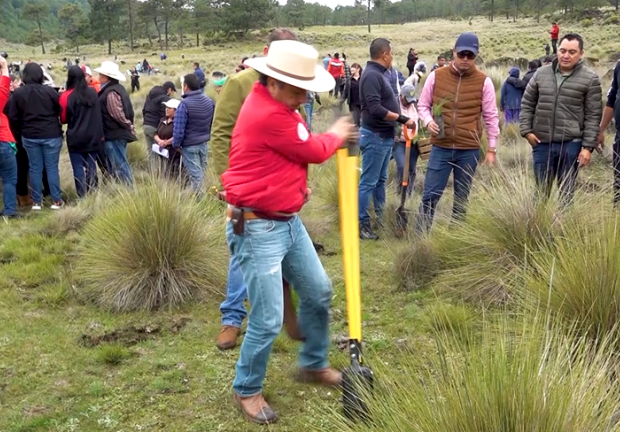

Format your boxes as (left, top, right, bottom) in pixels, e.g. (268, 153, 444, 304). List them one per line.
(226, 208, 260, 220)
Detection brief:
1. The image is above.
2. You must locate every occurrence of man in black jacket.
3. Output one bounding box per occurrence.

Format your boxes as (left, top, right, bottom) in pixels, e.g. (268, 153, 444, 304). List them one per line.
(505, 60, 541, 92)
(95, 61, 137, 186)
(358, 38, 415, 240)
(142, 81, 176, 169)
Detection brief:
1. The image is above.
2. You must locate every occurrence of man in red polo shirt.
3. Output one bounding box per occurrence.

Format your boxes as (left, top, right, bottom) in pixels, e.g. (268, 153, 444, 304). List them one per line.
(222, 40, 355, 425)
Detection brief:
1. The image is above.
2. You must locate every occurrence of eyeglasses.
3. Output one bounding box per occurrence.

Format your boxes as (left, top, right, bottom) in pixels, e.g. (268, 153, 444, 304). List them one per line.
(457, 51, 476, 60)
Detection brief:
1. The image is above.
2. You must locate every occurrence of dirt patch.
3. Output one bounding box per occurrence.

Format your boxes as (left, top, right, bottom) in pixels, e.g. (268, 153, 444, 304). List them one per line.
(79, 317, 190, 348)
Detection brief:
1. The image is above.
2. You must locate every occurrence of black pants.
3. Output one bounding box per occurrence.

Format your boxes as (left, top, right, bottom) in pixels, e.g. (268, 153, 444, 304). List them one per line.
(330, 78, 343, 98)
(407, 66, 414, 76)
(349, 104, 361, 127)
(551, 39, 558, 54)
(131, 77, 140, 93)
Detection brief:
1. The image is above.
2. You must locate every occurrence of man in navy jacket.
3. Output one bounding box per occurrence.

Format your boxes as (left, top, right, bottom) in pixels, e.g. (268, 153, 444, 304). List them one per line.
(173, 74, 214, 195)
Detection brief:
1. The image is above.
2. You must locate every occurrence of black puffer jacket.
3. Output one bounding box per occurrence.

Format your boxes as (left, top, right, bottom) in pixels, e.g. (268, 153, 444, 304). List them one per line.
(142, 85, 170, 128)
(520, 60, 602, 148)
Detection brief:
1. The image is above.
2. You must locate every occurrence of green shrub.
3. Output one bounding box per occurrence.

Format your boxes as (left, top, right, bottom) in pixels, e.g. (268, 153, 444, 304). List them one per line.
(393, 237, 439, 291)
(76, 178, 227, 312)
(322, 317, 620, 432)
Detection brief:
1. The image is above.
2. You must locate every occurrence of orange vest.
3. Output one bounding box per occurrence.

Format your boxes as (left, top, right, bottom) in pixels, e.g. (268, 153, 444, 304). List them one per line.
(431, 64, 487, 150)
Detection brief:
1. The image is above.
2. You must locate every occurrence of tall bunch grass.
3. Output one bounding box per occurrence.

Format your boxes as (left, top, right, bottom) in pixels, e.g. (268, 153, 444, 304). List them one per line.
(76, 178, 227, 312)
(525, 211, 620, 349)
(323, 316, 620, 432)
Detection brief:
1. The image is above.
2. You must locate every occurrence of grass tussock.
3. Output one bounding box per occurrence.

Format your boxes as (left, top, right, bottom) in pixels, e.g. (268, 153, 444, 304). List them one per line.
(324, 316, 620, 432)
(526, 213, 620, 349)
(76, 178, 227, 312)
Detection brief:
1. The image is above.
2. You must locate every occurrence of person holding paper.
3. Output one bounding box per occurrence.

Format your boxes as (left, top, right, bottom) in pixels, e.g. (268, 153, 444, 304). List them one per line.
(154, 99, 183, 180)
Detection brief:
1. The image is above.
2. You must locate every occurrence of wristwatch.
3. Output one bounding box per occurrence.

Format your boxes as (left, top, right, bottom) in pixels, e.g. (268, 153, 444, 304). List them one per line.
(488, 147, 498, 154)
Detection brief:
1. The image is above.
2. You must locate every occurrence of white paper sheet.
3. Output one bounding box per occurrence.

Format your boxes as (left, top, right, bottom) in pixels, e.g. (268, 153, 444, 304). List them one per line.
(151, 144, 169, 159)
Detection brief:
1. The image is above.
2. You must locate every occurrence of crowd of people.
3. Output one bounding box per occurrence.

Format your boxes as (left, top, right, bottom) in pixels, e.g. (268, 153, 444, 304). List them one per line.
(0, 22, 618, 426)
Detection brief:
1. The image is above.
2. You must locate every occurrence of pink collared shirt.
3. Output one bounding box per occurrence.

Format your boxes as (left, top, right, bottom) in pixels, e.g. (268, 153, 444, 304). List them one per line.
(418, 64, 500, 149)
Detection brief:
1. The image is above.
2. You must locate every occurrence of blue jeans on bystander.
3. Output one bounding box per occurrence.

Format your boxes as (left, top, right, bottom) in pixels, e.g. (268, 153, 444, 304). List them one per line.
(22, 137, 63, 204)
(358, 127, 394, 226)
(104, 140, 134, 186)
(0, 142, 17, 216)
(227, 216, 332, 397)
(532, 141, 582, 205)
(69, 151, 99, 198)
(416, 145, 480, 234)
(181, 143, 207, 194)
(220, 252, 248, 327)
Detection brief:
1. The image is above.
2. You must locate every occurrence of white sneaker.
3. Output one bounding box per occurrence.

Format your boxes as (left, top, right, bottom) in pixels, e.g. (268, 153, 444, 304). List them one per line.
(32, 203, 42, 211)
(50, 201, 64, 210)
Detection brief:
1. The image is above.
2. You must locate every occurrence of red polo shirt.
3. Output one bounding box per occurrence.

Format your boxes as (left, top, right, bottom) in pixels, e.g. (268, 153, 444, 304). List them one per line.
(0, 75, 15, 143)
(222, 82, 342, 214)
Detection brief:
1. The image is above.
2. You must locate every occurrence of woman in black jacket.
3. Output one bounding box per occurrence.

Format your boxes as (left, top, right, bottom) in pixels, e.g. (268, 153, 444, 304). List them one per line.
(7, 63, 63, 210)
(343, 63, 362, 127)
(59, 66, 105, 198)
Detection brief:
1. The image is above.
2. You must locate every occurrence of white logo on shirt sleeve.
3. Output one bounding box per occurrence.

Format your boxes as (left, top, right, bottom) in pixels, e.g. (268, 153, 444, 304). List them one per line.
(297, 123, 309, 142)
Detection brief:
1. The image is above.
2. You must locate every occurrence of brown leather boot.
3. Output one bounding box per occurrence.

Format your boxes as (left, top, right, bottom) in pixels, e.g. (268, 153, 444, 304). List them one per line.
(17, 195, 33, 207)
(296, 367, 342, 387)
(233, 393, 277, 424)
(282, 280, 304, 341)
(217, 325, 240, 350)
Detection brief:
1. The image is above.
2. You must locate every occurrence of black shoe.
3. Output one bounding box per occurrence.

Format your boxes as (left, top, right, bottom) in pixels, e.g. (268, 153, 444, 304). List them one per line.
(360, 224, 379, 240)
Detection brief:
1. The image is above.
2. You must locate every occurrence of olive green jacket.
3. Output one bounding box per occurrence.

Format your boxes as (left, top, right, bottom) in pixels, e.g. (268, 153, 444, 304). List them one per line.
(519, 60, 602, 148)
(210, 68, 306, 188)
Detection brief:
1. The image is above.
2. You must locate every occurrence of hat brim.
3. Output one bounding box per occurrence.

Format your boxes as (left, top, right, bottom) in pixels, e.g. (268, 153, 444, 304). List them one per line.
(93, 68, 127, 81)
(455, 46, 479, 55)
(244, 58, 335, 93)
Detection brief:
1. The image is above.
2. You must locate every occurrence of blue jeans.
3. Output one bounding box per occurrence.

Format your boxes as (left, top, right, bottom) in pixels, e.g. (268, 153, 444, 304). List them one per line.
(181, 143, 207, 194)
(0, 142, 17, 216)
(227, 216, 332, 396)
(416, 145, 480, 234)
(532, 141, 581, 204)
(358, 127, 394, 225)
(303, 102, 314, 131)
(393, 140, 420, 196)
(69, 151, 99, 198)
(104, 140, 134, 186)
(22, 137, 63, 203)
(220, 252, 248, 327)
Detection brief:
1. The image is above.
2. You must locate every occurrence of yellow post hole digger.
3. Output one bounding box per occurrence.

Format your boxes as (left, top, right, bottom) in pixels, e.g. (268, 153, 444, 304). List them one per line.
(336, 145, 374, 421)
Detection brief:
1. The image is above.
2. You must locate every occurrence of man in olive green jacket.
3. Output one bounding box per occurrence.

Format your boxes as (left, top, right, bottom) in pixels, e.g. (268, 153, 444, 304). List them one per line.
(212, 28, 306, 351)
(519, 32, 602, 204)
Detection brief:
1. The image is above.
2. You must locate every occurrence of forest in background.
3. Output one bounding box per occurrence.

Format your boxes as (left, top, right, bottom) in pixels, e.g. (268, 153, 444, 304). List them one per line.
(1, 0, 619, 54)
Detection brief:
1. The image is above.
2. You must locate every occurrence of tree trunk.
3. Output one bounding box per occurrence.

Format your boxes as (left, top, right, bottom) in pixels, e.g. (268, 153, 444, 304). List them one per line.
(179, 24, 183, 48)
(127, 0, 134, 51)
(164, 20, 169, 50)
(196, 32, 199, 47)
(154, 17, 162, 48)
(537, 0, 541, 22)
(146, 22, 153, 47)
(490, 0, 494, 21)
(108, 38, 112, 55)
(367, 0, 371, 33)
(37, 21, 45, 54)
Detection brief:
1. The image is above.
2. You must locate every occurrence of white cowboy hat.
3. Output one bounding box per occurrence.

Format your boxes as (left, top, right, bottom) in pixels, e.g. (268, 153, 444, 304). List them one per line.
(94, 61, 126, 82)
(162, 99, 180, 109)
(244, 40, 335, 93)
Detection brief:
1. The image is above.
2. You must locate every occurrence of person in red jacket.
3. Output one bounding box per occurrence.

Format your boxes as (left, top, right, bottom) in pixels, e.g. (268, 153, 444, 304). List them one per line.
(549, 22, 560, 54)
(327, 51, 345, 98)
(222, 39, 355, 425)
(0, 56, 19, 218)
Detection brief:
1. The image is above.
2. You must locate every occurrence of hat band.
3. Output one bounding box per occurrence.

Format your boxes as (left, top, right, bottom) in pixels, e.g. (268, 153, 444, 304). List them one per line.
(267, 63, 314, 82)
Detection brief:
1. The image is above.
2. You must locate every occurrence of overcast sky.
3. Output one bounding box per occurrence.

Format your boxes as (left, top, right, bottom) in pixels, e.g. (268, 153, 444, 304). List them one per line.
(278, 0, 357, 8)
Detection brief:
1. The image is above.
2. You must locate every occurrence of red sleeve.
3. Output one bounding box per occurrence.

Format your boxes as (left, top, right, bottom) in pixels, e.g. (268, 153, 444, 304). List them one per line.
(59, 91, 69, 124)
(340, 65, 345, 77)
(0, 76, 10, 113)
(264, 110, 343, 164)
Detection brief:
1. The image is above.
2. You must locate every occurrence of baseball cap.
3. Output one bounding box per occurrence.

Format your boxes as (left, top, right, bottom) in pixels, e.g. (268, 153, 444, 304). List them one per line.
(455, 32, 479, 55)
(81, 65, 92, 76)
(163, 81, 176, 92)
(400, 83, 416, 103)
(162, 99, 180, 109)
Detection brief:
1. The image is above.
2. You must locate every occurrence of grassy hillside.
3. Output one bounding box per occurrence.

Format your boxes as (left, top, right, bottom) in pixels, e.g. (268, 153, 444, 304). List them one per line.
(2, 17, 620, 432)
